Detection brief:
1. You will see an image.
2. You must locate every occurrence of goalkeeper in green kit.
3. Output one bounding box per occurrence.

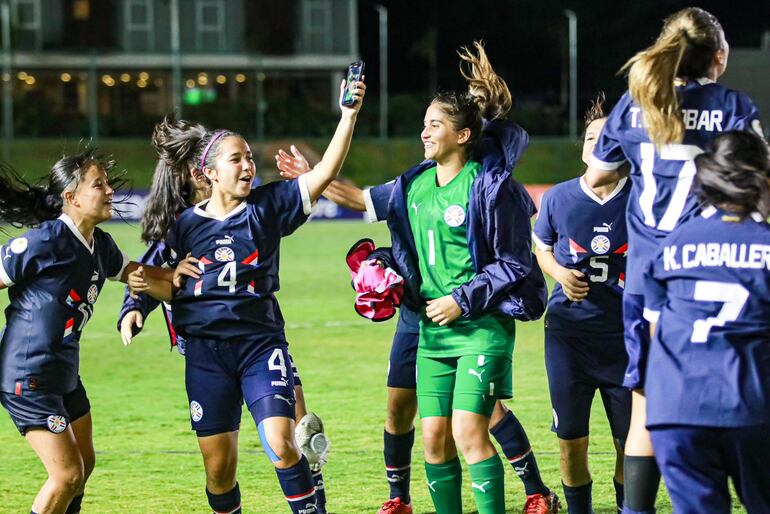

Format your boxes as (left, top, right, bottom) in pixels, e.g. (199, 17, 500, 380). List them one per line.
(380, 46, 547, 513)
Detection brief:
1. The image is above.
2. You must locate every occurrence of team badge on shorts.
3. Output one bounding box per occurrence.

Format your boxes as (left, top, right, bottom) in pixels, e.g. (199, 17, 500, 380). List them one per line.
(215, 247, 235, 262)
(47, 415, 68, 433)
(87, 284, 99, 304)
(10, 237, 28, 254)
(190, 401, 203, 422)
(444, 205, 466, 227)
(590, 235, 610, 254)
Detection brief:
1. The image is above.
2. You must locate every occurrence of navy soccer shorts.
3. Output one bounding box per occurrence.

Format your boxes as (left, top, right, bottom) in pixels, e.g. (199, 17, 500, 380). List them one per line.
(387, 330, 418, 389)
(184, 338, 296, 437)
(1, 377, 91, 436)
(545, 330, 631, 440)
(622, 292, 649, 390)
(650, 423, 770, 513)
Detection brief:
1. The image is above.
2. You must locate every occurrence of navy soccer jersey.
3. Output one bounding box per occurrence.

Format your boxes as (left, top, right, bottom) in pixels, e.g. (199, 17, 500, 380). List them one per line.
(0, 214, 128, 395)
(591, 78, 763, 294)
(533, 176, 630, 334)
(165, 177, 311, 346)
(643, 207, 770, 428)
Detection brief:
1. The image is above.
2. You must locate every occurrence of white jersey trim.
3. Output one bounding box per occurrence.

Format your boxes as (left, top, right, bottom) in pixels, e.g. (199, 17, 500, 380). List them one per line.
(109, 252, 130, 281)
(0, 255, 14, 286)
(643, 307, 660, 323)
(589, 155, 626, 171)
(58, 213, 94, 254)
(193, 199, 247, 221)
(363, 187, 380, 223)
(532, 232, 553, 252)
(298, 175, 313, 215)
(579, 176, 628, 205)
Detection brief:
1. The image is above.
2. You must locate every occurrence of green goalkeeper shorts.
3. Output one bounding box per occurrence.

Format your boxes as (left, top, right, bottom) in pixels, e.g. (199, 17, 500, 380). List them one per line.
(416, 353, 512, 418)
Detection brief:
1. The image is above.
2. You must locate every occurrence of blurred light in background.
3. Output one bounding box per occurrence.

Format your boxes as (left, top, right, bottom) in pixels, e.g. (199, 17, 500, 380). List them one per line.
(60, 73, 72, 82)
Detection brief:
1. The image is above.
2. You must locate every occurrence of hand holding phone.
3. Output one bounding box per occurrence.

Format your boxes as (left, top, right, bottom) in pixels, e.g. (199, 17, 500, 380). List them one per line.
(341, 61, 365, 106)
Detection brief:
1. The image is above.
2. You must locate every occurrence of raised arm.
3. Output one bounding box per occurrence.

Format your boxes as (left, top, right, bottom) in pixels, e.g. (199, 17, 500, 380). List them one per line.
(276, 145, 366, 212)
(301, 79, 366, 202)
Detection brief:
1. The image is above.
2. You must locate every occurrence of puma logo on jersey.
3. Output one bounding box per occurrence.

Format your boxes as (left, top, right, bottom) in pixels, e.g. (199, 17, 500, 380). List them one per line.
(411, 202, 420, 215)
(468, 368, 485, 382)
(216, 235, 234, 245)
(593, 222, 613, 233)
(472, 481, 491, 493)
(427, 480, 438, 492)
(271, 378, 289, 387)
(298, 503, 317, 514)
(91, 270, 99, 281)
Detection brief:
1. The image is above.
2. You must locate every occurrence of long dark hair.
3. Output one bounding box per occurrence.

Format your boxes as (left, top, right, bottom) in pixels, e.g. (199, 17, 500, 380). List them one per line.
(694, 130, 770, 219)
(0, 146, 121, 228)
(141, 114, 238, 243)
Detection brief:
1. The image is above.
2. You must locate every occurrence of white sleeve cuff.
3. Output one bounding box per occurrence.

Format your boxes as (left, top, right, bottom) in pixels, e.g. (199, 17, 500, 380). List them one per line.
(363, 188, 380, 223)
(590, 155, 626, 171)
(643, 307, 660, 323)
(0, 256, 14, 287)
(532, 233, 553, 252)
(109, 252, 130, 281)
(298, 175, 313, 215)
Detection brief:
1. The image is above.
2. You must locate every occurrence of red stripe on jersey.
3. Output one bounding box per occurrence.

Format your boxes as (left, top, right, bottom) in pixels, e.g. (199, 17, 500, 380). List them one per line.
(568, 239, 588, 253)
(198, 256, 213, 265)
(614, 243, 628, 254)
(242, 249, 259, 265)
(67, 289, 81, 304)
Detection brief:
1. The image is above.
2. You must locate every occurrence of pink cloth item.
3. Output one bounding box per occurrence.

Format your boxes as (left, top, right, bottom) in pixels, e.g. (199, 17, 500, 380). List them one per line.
(346, 239, 404, 322)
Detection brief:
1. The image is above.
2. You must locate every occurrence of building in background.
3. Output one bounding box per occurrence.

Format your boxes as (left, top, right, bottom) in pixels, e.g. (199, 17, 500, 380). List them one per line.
(1, 0, 359, 137)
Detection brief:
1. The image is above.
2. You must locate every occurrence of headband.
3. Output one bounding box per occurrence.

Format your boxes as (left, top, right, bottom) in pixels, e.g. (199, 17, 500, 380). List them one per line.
(199, 130, 227, 170)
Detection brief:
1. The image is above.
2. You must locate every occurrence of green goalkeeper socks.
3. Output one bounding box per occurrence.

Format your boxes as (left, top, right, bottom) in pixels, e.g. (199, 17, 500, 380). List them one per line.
(468, 455, 506, 514)
(425, 457, 463, 514)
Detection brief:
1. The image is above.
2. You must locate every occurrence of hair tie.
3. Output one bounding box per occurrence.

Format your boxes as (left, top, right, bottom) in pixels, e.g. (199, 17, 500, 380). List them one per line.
(199, 130, 227, 170)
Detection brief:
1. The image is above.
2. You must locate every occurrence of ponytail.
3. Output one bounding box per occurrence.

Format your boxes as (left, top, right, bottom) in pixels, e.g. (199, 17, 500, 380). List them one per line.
(694, 130, 770, 220)
(0, 146, 119, 228)
(621, 8, 724, 148)
(142, 114, 237, 243)
(458, 40, 512, 121)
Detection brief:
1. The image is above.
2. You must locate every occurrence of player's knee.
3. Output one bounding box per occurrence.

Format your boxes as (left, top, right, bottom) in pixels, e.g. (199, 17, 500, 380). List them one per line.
(261, 425, 301, 466)
(559, 437, 589, 460)
(386, 405, 416, 433)
(451, 419, 487, 453)
(422, 424, 452, 461)
(51, 464, 85, 495)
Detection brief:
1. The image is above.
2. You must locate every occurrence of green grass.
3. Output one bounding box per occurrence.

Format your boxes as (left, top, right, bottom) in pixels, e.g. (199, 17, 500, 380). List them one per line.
(0, 221, 737, 513)
(3, 136, 583, 191)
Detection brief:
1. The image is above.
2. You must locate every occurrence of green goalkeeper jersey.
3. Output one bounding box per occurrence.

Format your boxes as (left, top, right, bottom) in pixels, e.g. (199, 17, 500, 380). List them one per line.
(407, 161, 515, 358)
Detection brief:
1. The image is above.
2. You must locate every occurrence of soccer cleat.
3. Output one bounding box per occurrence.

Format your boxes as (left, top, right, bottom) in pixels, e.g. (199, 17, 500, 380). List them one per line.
(522, 491, 561, 514)
(295, 412, 330, 472)
(377, 497, 413, 514)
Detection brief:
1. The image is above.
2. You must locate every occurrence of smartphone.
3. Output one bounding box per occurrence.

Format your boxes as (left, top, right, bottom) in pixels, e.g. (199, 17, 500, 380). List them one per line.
(341, 61, 365, 106)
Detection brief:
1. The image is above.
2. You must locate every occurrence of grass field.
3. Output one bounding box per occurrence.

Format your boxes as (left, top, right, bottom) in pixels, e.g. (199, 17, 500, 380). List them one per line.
(0, 221, 735, 513)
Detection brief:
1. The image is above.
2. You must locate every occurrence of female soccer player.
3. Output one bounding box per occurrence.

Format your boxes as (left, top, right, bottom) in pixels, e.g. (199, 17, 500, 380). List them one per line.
(534, 95, 631, 513)
(117, 123, 330, 512)
(643, 130, 770, 512)
(588, 8, 763, 513)
(132, 78, 365, 514)
(0, 149, 176, 514)
(277, 42, 559, 514)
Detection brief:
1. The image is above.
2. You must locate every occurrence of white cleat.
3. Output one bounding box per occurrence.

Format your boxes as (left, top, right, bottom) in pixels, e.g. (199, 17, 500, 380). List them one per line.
(295, 412, 330, 472)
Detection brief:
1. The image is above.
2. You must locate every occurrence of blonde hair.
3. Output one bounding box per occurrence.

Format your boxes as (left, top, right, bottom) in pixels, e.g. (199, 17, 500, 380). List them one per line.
(457, 40, 512, 121)
(621, 7, 724, 147)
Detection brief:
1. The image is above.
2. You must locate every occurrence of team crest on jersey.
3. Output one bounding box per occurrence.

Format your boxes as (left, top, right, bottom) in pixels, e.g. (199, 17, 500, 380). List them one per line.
(214, 247, 235, 262)
(444, 204, 466, 227)
(87, 284, 99, 304)
(10, 237, 28, 254)
(591, 235, 610, 254)
(47, 415, 67, 433)
(190, 401, 203, 422)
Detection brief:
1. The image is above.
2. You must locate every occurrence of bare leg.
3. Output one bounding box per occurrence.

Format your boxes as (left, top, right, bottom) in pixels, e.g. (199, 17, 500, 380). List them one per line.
(26, 427, 85, 514)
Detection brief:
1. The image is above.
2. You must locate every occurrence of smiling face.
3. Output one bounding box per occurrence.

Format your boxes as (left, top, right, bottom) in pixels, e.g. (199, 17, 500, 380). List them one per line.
(582, 117, 607, 166)
(66, 163, 114, 224)
(420, 103, 470, 163)
(203, 136, 256, 199)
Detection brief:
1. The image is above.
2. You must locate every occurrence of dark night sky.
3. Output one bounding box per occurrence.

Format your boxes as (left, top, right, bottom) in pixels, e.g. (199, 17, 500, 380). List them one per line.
(356, 0, 770, 106)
